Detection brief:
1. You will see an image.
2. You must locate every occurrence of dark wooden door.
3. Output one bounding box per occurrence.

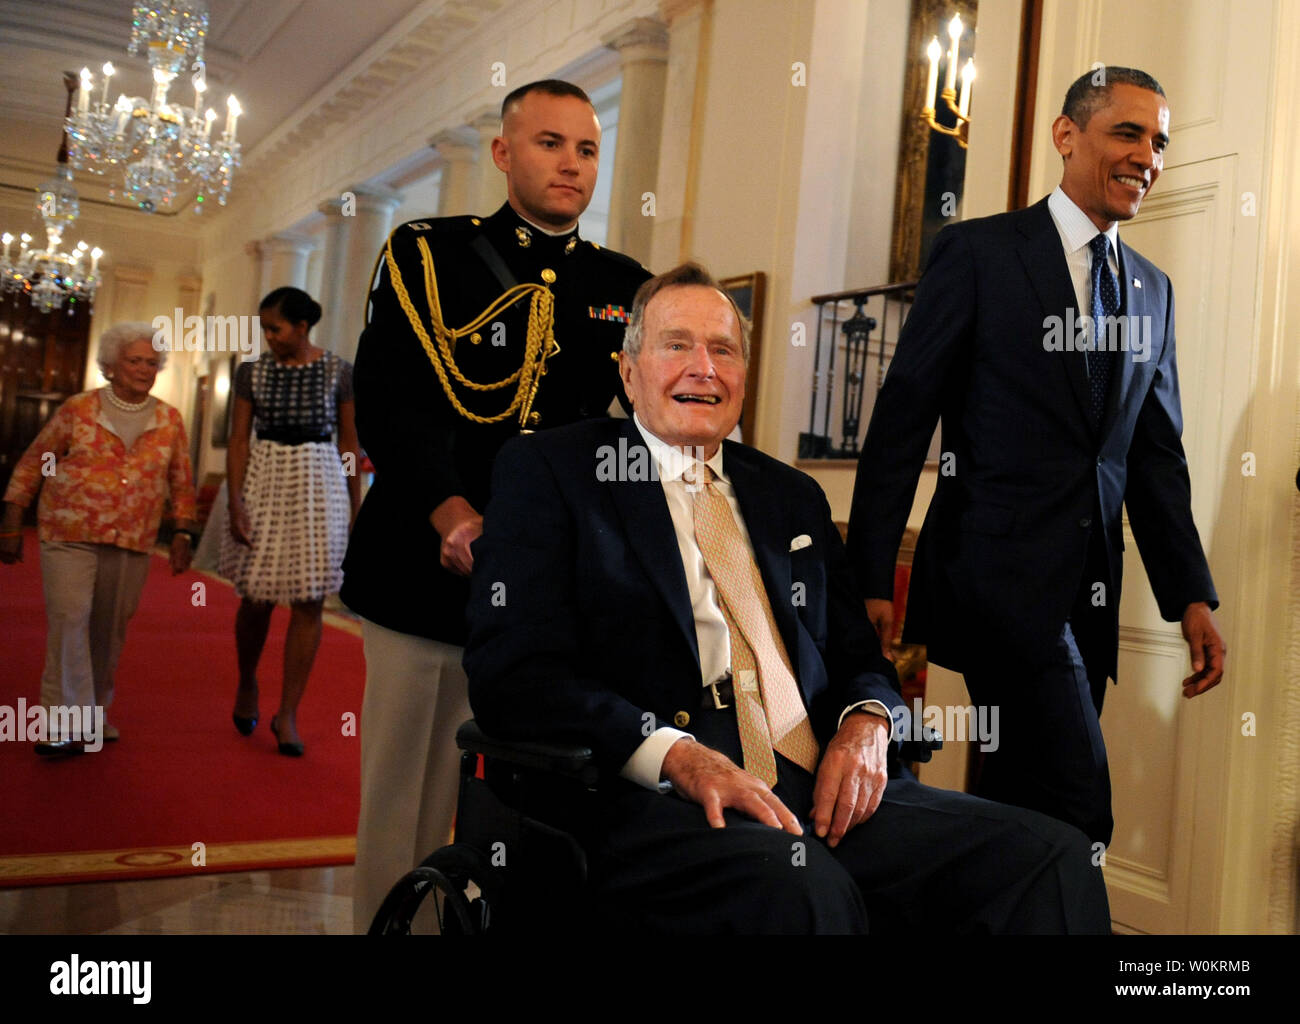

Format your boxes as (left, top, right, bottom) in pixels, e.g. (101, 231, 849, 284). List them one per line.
(0, 290, 92, 513)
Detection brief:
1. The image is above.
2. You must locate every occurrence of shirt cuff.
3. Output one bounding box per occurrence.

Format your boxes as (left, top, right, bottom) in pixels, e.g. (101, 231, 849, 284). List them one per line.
(838, 700, 893, 731)
(620, 726, 692, 792)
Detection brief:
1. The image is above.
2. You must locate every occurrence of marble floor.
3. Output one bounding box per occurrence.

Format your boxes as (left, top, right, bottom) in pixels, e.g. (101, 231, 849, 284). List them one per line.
(0, 865, 355, 935)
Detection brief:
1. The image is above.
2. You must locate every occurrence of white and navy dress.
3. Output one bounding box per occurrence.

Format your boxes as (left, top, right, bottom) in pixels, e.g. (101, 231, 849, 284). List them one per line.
(220, 351, 352, 603)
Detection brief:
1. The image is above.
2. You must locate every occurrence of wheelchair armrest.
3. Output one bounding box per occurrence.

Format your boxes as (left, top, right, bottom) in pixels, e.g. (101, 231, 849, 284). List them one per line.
(456, 719, 599, 784)
(899, 725, 943, 764)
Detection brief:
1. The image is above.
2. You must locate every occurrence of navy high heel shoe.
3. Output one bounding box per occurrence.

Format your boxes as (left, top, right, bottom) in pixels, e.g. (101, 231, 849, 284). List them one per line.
(270, 715, 304, 757)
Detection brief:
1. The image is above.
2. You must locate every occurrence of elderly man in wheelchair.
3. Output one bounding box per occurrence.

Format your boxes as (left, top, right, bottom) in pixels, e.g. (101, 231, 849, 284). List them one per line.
(370, 264, 1111, 935)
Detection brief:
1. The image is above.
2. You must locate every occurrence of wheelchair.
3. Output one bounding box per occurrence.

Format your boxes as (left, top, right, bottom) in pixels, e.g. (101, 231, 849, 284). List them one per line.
(368, 718, 941, 935)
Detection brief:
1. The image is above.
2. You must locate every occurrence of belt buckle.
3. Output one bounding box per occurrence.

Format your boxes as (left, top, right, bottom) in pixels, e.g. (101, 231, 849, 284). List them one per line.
(708, 674, 731, 710)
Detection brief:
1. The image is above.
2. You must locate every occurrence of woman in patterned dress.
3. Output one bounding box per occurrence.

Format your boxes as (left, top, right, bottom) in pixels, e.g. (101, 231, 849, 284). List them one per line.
(0, 322, 197, 754)
(221, 288, 361, 755)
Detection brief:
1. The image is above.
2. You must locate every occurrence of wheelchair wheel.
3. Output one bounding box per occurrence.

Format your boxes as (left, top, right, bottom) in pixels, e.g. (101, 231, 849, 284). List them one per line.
(368, 843, 498, 935)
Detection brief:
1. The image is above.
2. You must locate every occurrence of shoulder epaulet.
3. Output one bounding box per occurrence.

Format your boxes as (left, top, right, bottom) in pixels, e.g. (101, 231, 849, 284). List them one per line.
(394, 214, 484, 237)
(584, 240, 645, 273)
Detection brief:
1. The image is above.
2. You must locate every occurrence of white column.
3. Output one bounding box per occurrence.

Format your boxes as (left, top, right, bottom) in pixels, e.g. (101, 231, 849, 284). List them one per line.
(469, 108, 507, 214)
(430, 127, 479, 217)
(246, 239, 272, 306)
(602, 17, 669, 265)
(337, 185, 404, 363)
(316, 198, 354, 354)
(264, 232, 317, 292)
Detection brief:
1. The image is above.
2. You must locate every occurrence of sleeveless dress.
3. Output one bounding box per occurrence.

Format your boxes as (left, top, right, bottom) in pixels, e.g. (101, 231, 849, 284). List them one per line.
(219, 351, 352, 603)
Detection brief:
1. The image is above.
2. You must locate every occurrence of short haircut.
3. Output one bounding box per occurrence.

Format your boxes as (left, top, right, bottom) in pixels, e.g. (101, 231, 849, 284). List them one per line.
(98, 321, 165, 375)
(1061, 66, 1166, 129)
(500, 79, 593, 121)
(259, 286, 322, 328)
(622, 262, 751, 363)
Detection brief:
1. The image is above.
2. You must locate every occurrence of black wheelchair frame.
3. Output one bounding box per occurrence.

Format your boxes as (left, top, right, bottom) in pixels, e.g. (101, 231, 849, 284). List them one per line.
(369, 718, 941, 935)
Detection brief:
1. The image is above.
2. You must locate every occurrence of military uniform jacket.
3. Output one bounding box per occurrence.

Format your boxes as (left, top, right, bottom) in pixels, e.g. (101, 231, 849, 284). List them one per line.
(341, 202, 651, 643)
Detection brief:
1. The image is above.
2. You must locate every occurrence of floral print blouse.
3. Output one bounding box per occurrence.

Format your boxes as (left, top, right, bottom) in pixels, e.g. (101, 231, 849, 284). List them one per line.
(3, 389, 197, 553)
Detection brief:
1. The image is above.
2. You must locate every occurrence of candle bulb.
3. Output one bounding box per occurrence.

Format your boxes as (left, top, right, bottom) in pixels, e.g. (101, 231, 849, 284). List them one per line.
(90, 247, 102, 276)
(204, 108, 217, 138)
(77, 68, 91, 115)
(959, 59, 976, 119)
(946, 15, 962, 94)
(2, 233, 11, 260)
(100, 62, 115, 108)
(225, 95, 241, 139)
(924, 37, 941, 112)
(151, 69, 172, 111)
(114, 95, 131, 135)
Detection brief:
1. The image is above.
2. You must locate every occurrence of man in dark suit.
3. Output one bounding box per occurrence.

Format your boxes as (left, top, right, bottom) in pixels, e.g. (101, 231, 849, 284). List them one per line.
(847, 68, 1226, 847)
(343, 79, 650, 931)
(464, 263, 1110, 933)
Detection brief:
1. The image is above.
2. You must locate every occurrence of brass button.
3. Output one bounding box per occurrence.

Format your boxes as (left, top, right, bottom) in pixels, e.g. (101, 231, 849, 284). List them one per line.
(540, 268, 556, 284)
(673, 711, 690, 728)
(470, 217, 481, 226)
(470, 332, 482, 345)
(528, 411, 541, 426)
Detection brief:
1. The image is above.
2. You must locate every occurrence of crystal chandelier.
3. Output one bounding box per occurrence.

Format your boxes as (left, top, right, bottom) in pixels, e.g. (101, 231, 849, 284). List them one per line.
(65, 1, 242, 213)
(1, 77, 104, 314)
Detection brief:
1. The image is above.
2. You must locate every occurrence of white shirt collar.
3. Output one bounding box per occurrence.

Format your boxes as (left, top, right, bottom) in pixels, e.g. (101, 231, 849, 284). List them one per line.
(1048, 185, 1120, 258)
(632, 413, 726, 485)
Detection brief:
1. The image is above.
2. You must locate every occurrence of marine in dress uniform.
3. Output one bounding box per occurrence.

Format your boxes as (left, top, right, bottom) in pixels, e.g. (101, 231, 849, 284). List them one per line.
(343, 198, 650, 931)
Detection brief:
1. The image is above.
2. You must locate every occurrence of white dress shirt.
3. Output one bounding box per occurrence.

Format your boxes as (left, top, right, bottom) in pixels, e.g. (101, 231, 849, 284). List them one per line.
(1047, 186, 1121, 314)
(619, 415, 890, 791)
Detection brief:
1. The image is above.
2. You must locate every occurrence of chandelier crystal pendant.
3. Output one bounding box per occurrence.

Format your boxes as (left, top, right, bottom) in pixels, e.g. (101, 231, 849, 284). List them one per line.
(65, 1, 242, 213)
(1, 76, 105, 314)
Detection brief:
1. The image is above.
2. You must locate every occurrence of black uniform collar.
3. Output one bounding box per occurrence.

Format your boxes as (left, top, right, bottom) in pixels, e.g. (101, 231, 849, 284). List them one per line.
(487, 202, 581, 257)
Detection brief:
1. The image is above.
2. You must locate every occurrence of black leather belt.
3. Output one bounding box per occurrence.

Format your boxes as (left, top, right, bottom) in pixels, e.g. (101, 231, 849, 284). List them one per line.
(257, 430, 332, 445)
(701, 673, 735, 710)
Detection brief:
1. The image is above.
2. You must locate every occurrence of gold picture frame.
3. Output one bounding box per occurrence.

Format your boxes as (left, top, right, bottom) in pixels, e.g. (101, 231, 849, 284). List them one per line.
(719, 271, 766, 446)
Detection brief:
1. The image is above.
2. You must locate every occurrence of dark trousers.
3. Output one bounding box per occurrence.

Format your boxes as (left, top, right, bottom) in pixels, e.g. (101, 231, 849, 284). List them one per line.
(583, 704, 1111, 935)
(962, 620, 1115, 847)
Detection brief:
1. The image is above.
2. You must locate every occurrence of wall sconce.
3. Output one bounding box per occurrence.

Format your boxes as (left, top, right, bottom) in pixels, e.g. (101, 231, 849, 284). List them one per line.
(921, 14, 975, 149)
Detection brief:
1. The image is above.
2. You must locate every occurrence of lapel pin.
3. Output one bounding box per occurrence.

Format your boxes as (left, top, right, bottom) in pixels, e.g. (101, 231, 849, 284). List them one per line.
(1133, 278, 1142, 288)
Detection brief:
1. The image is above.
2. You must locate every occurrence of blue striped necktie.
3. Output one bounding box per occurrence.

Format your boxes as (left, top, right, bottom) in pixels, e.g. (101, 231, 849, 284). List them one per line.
(1088, 232, 1120, 427)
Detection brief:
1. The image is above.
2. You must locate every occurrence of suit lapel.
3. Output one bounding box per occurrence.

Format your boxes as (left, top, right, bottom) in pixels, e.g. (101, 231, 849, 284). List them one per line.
(606, 420, 701, 671)
(1015, 199, 1093, 428)
(724, 442, 801, 666)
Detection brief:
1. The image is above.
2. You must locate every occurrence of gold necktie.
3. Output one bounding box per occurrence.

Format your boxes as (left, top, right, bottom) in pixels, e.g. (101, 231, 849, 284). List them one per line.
(691, 465, 820, 785)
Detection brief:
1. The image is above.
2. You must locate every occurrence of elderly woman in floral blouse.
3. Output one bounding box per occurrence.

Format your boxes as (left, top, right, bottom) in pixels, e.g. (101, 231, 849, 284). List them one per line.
(0, 322, 197, 756)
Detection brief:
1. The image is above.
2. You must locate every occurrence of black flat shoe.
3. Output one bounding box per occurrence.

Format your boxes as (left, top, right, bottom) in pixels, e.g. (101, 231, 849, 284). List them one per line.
(270, 715, 304, 757)
(34, 739, 85, 758)
(232, 712, 258, 736)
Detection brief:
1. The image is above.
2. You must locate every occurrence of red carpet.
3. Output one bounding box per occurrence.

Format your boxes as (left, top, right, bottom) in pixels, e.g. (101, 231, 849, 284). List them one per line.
(0, 529, 365, 886)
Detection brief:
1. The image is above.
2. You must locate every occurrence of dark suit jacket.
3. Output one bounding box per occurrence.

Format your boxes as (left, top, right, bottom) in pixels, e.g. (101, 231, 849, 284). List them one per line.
(464, 418, 902, 776)
(847, 196, 1217, 677)
(340, 203, 649, 643)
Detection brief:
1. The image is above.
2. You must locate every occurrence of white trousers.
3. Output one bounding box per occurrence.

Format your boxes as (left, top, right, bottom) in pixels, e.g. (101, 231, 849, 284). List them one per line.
(352, 618, 472, 933)
(39, 541, 150, 726)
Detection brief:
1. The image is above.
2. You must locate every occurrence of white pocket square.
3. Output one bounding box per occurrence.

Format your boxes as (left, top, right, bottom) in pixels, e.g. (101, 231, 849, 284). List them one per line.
(789, 534, 812, 552)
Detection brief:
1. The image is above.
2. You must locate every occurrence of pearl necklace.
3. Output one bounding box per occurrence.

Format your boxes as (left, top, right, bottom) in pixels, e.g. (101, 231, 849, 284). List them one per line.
(103, 386, 150, 413)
